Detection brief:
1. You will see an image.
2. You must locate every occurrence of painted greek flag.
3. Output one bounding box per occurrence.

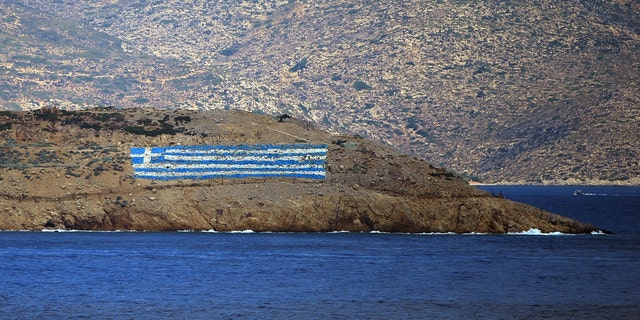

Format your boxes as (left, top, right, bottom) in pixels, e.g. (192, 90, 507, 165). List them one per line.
(130, 144, 327, 180)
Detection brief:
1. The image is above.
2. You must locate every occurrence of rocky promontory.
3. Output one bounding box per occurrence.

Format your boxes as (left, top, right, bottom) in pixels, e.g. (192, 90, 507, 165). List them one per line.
(0, 108, 600, 233)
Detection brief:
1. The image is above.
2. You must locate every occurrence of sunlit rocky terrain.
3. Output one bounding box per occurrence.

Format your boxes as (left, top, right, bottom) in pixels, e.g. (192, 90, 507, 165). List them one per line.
(1, 0, 638, 184)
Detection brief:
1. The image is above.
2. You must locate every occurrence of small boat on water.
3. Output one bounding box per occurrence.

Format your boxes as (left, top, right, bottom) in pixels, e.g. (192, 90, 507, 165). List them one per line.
(573, 190, 598, 196)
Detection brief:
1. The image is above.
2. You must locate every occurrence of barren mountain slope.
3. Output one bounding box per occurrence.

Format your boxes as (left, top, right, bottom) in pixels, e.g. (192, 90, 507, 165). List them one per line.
(1, 0, 639, 184)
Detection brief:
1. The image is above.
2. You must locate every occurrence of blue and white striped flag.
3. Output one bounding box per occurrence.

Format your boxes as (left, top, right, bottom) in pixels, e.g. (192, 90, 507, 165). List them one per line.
(130, 144, 327, 180)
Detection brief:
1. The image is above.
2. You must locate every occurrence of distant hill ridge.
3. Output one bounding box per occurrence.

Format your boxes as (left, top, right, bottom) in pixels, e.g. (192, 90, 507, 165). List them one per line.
(0, 0, 638, 185)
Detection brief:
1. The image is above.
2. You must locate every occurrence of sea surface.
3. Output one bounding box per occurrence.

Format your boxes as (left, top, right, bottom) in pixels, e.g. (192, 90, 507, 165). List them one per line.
(1, 185, 639, 319)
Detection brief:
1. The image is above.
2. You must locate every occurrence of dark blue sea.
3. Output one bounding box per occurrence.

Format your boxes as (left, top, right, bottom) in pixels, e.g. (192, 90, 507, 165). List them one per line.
(1, 186, 639, 319)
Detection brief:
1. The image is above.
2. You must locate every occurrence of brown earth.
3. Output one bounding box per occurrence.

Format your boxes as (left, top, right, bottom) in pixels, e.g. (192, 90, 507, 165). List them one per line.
(0, 108, 601, 233)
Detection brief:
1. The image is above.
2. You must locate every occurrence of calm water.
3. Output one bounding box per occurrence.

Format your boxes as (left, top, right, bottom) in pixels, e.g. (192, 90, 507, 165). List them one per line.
(1, 186, 639, 319)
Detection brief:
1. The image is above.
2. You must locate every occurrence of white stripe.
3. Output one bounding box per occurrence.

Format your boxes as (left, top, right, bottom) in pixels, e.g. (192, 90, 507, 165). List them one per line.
(161, 147, 327, 155)
(163, 155, 326, 161)
(133, 163, 325, 169)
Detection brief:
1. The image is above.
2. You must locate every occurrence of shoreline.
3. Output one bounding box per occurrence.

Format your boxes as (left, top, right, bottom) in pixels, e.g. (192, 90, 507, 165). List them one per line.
(468, 181, 640, 187)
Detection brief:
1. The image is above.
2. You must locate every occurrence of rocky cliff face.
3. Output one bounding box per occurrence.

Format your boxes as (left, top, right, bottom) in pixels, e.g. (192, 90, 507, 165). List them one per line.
(0, 108, 599, 233)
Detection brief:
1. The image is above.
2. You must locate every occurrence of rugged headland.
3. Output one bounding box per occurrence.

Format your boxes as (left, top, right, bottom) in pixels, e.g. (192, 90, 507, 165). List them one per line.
(0, 108, 600, 233)
(1, 0, 639, 185)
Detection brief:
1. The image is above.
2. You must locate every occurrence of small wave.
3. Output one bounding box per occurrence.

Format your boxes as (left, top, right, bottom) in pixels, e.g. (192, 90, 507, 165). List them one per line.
(417, 232, 458, 235)
(17, 228, 609, 235)
(508, 228, 568, 236)
(39, 229, 132, 233)
(41, 229, 82, 233)
(508, 228, 610, 236)
(228, 229, 255, 233)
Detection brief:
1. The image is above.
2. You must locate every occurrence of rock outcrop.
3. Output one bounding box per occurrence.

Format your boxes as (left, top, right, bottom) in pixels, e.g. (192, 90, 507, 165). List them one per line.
(0, 108, 600, 233)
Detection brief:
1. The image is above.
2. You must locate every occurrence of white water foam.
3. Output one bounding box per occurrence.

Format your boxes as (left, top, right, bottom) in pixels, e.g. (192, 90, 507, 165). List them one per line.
(228, 229, 255, 233)
(21, 228, 607, 235)
(508, 228, 568, 236)
(41, 229, 82, 232)
(39, 229, 128, 232)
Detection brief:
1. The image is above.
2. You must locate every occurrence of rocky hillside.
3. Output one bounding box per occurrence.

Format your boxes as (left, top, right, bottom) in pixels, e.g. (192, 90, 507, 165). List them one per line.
(0, 108, 600, 233)
(1, 0, 639, 185)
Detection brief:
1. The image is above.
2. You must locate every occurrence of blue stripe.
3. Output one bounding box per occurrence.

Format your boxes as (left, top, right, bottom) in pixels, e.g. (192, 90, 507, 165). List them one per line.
(150, 144, 327, 153)
(133, 173, 326, 181)
(134, 167, 325, 173)
(147, 158, 326, 166)
(159, 151, 327, 157)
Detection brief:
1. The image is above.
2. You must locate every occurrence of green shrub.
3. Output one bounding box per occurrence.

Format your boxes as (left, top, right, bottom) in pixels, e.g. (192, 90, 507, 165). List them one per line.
(289, 58, 308, 72)
(220, 44, 240, 56)
(33, 107, 61, 122)
(353, 80, 371, 91)
(123, 124, 180, 136)
(133, 97, 150, 104)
